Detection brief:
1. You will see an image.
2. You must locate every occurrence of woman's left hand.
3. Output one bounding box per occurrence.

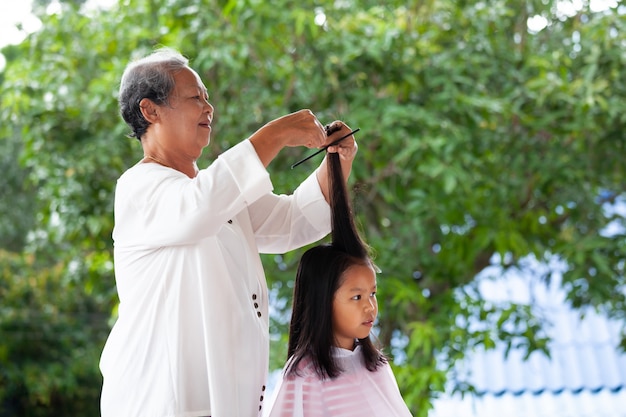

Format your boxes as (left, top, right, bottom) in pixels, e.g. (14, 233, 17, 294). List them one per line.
(324, 121, 358, 164)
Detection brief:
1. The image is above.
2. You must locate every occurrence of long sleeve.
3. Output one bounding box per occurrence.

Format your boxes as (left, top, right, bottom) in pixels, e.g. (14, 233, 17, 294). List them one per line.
(112, 140, 274, 248)
(102, 139, 333, 417)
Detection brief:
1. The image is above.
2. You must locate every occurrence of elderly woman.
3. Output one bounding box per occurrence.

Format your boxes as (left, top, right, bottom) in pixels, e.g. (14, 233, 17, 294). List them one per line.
(99, 48, 358, 417)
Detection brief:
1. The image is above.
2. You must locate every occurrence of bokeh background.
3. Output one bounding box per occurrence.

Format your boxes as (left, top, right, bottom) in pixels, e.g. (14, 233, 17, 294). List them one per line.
(1, 1, 625, 416)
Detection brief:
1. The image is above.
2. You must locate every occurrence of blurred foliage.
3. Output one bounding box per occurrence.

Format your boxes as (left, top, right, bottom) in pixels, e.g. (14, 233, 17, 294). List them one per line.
(0, 0, 625, 416)
(0, 250, 108, 416)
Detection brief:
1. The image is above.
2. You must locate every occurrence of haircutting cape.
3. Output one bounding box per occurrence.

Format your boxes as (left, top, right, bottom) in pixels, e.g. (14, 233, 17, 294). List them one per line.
(265, 345, 413, 417)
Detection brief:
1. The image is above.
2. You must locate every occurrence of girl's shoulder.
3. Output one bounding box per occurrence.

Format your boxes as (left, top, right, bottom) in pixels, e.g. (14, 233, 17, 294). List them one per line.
(285, 346, 372, 382)
(285, 354, 319, 380)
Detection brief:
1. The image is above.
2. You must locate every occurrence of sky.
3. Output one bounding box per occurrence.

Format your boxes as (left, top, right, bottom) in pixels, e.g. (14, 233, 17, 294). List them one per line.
(0, 0, 115, 70)
(0, 1, 41, 49)
(0, 0, 116, 49)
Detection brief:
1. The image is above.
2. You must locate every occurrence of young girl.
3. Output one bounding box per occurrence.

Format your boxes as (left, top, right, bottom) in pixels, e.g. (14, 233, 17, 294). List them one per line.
(265, 142, 413, 416)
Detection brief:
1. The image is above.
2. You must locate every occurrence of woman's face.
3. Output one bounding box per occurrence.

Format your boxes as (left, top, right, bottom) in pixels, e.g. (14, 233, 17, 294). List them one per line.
(332, 263, 378, 350)
(156, 67, 214, 158)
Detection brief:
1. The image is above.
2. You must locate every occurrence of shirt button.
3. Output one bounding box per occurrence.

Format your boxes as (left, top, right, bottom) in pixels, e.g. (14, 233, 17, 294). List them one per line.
(252, 294, 257, 300)
(257, 311, 262, 317)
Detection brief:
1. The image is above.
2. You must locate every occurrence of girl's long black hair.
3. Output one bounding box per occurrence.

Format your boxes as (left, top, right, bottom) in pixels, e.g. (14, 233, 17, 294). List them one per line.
(285, 147, 387, 380)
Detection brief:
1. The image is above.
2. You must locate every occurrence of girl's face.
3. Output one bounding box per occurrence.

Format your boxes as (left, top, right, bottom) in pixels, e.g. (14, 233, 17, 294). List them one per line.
(332, 263, 378, 350)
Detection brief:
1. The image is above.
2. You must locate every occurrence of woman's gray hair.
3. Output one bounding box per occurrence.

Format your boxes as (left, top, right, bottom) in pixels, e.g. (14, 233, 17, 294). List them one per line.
(119, 48, 189, 140)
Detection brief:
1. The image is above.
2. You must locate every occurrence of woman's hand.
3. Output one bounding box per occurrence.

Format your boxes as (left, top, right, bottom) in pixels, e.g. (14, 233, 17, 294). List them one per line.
(315, 120, 359, 204)
(249, 109, 327, 166)
(323, 121, 358, 165)
(263, 109, 327, 148)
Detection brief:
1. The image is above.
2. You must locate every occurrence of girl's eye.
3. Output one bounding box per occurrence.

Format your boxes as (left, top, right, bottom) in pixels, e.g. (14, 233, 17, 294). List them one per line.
(352, 295, 361, 301)
(371, 291, 377, 297)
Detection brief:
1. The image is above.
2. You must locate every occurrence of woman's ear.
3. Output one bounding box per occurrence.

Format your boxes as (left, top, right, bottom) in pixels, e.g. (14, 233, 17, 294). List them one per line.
(139, 98, 159, 123)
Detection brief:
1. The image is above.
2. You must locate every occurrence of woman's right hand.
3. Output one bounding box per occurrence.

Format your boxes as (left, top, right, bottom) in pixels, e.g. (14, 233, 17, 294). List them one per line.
(262, 109, 328, 148)
(249, 109, 328, 167)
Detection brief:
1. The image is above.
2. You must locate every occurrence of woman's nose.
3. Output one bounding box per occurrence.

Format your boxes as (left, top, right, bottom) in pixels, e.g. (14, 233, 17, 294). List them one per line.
(204, 102, 214, 120)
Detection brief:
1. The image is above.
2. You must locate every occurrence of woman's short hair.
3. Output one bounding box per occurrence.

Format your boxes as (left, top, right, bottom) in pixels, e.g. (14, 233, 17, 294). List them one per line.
(118, 48, 189, 140)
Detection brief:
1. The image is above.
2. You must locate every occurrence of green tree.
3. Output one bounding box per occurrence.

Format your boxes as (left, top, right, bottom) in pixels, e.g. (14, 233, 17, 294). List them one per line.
(0, 250, 108, 417)
(0, 1, 624, 416)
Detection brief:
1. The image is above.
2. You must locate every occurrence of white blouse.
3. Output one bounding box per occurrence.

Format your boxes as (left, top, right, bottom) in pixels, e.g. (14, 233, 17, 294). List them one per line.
(100, 140, 331, 417)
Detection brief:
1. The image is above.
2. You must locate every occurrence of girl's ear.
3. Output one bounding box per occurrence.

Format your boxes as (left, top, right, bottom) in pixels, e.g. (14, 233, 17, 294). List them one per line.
(139, 98, 159, 123)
